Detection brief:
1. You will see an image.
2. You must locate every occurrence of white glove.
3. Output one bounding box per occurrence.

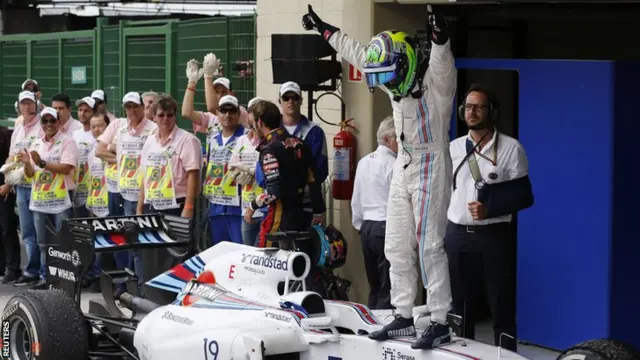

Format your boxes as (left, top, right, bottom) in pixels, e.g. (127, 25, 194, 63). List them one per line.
(203, 53, 221, 77)
(235, 171, 254, 186)
(186, 59, 204, 83)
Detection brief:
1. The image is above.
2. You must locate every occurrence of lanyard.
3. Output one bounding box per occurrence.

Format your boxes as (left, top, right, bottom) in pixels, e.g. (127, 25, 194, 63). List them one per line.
(465, 132, 499, 190)
(469, 133, 499, 167)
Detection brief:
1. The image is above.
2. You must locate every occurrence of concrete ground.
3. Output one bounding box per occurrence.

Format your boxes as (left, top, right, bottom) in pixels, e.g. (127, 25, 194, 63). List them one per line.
(0, 240, 560, 359)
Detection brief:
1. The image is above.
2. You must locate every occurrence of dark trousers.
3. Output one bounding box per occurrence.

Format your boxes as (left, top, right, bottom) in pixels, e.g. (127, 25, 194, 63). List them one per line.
(360, 220, 392, 310)
(0, 193, 20, 274)
(444, 221, 517, 352)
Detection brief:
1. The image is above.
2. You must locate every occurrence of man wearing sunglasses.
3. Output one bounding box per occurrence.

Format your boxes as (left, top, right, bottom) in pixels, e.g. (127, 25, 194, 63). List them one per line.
(303, 3, 456, 350)
(202, 95, 245, 246)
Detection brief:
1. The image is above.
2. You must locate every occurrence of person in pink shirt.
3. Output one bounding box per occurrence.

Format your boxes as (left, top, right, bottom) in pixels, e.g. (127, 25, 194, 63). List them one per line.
(18, 106, 78, 289)
(51, 93, 83, 135)
(96, 91, 157, 297)
(1, 91, 44, 287)
(137, 95, 201, 218)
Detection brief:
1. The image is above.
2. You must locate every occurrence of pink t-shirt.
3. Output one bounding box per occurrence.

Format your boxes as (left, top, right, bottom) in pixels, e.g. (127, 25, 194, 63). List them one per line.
(10, 115, 43, 157)
(30, 131, 78, 191)
(140, 126, 202, 200)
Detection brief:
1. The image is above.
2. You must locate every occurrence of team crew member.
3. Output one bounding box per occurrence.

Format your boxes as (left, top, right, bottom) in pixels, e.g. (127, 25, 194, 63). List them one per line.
(201, 95, 244, 245)
(19, 107, 77, 289)
(183, 56, 249, 157)
(230, 96, 265, 246)
(87, 113, 111, 218)
(92, 89, 117, 122)
(84, 113, 111, 285)
(247, 100, 325, 247)
(303, 5, 455, 348)
(137, 95, 201, 217)
(2, 91, 43, 287)
(96, 92, 157, 293)
(445, 85, 530, 352)
(72, 96, 97, 217)
(273, 81, 328, 227)
(351, 116, 397, 310)
(51, 93, 83, 135)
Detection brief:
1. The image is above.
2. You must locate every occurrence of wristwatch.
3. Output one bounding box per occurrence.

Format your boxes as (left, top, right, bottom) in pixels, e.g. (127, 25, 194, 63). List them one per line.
(39, 160, 46, 168)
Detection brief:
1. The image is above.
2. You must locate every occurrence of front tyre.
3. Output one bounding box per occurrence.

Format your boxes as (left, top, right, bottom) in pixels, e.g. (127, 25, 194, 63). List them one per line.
(557, 339, 639, 360)
(1, 289, 88, 360)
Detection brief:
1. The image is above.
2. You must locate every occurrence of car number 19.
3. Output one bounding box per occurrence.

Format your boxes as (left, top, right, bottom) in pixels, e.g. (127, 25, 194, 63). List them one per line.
(203, 338, 219, 360)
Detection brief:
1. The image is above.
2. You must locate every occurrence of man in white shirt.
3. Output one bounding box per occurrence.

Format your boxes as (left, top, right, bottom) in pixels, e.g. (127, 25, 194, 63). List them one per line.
(351, 116, 397, 310)
(72, 96, 96, 218)
(446, 84, 529, 352)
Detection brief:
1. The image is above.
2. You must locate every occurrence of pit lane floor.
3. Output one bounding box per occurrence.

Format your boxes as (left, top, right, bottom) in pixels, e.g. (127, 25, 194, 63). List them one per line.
(0, 241, 560, 359)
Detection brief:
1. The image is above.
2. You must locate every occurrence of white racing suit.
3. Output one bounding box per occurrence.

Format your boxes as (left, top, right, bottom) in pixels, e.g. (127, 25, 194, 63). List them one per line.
(328, 31, 456, 322)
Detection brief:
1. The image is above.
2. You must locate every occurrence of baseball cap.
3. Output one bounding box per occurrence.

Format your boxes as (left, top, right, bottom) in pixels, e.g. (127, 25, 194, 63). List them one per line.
(247, 96, 263, 109)
(40, 107, 58, 120)
(75, 96, 96, 109)
(22, 79, 38, 91)
(279, 81, 301, 97)
(122, 92, 142, 105)
(218, 95, 239, 109)
(18, 91, 36, 103)
(213, 77, 231, 90)
(91, 90, 105, 101)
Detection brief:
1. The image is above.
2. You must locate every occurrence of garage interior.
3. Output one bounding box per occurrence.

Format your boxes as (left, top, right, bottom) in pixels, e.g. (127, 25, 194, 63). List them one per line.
(370, 1, 640, 356)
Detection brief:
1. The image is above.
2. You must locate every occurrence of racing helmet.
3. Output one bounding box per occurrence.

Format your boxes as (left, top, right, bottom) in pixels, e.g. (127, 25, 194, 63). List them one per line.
(308, 224, 347, 270)
(363, 30, 418, 98)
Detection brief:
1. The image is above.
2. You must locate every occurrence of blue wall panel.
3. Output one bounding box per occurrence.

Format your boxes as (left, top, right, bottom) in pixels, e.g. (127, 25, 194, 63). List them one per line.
(453, 59, 616, 350)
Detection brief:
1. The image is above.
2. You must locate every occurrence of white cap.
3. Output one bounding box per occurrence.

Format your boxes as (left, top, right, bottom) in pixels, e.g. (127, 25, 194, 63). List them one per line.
(40, 107, 58, 120)
(91, 90, 105, 101)
(122, 91, 142, 105)
(213, 77, 231, 89)
(18, 91, 36, 103)
(21, 79, 38, 90)
(218, 95, 239, 108)
(279, 81, 301, 97)
(247, 96, 263, 109)
(75, 96, 96, 109)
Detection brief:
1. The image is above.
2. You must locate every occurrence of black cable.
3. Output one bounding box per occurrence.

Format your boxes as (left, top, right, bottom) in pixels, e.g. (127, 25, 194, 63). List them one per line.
(312, 92, 345, 128)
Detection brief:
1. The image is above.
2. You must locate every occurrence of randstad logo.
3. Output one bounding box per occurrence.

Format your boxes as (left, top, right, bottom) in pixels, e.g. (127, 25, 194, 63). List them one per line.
(240, 253, 288, 271)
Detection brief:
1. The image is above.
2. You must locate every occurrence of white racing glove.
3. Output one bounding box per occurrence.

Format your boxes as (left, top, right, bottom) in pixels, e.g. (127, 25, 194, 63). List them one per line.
(230, 162, 254, 176)
(203, 53, 221, 78)
(235, 171, 254, 186)
(186, 59, 204, 83)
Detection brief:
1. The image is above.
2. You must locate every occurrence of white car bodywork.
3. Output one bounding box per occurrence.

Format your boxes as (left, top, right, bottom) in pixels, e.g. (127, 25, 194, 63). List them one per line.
(136, 242, 530, 360)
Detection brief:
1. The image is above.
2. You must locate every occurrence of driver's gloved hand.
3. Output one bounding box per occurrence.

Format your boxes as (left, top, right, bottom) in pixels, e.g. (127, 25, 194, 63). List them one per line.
(302, 4, 340, 41)
(427, 5, 449, 45)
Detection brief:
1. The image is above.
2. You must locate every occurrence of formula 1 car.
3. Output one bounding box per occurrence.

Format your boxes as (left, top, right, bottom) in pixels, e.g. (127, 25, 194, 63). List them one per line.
(1, 214, 638, 360)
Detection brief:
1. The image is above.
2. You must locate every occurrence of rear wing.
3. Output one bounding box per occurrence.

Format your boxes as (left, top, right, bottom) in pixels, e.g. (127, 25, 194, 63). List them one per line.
(45, 214, 193, 303)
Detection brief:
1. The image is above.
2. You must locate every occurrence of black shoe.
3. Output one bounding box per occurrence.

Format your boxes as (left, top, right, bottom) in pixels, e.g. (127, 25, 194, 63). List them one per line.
(368, 314, 416, 341)
(31, 279, 47, 290)
(13, 275, 38, 287)
(2, 271, 21, 284)
(411, 321, 452, 350)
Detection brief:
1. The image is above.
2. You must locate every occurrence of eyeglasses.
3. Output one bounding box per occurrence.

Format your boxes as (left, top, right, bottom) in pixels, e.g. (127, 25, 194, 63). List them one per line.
(155, 112, 175, 118)
(219, 107, 238, 115)
(281, 94, 300, 102)
(41, 118, 57, 125)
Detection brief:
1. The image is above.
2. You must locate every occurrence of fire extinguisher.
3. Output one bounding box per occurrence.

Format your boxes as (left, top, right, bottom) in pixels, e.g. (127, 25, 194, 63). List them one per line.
(332, 118, 357, 200)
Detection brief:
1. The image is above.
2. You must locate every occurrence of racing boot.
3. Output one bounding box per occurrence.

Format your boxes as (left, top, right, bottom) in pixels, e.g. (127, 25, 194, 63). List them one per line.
(368, 314, 416, 340)
(411, 321, 452, 350)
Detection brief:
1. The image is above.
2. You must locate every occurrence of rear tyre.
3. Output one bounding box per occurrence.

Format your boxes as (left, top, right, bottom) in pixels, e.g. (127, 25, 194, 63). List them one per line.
(1, 289, 88, 360)
(557, 339, 640, 360)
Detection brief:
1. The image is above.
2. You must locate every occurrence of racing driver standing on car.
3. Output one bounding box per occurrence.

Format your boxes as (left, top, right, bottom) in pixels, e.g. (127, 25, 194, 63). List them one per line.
(303, 3, 456, 349)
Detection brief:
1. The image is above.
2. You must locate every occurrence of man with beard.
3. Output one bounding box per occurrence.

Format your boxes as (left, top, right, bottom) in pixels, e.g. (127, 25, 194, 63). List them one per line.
(445, 84, 530, 352)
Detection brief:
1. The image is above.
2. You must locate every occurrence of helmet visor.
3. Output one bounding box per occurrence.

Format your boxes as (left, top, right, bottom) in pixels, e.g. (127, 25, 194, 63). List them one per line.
(364, 70, 398, 88)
